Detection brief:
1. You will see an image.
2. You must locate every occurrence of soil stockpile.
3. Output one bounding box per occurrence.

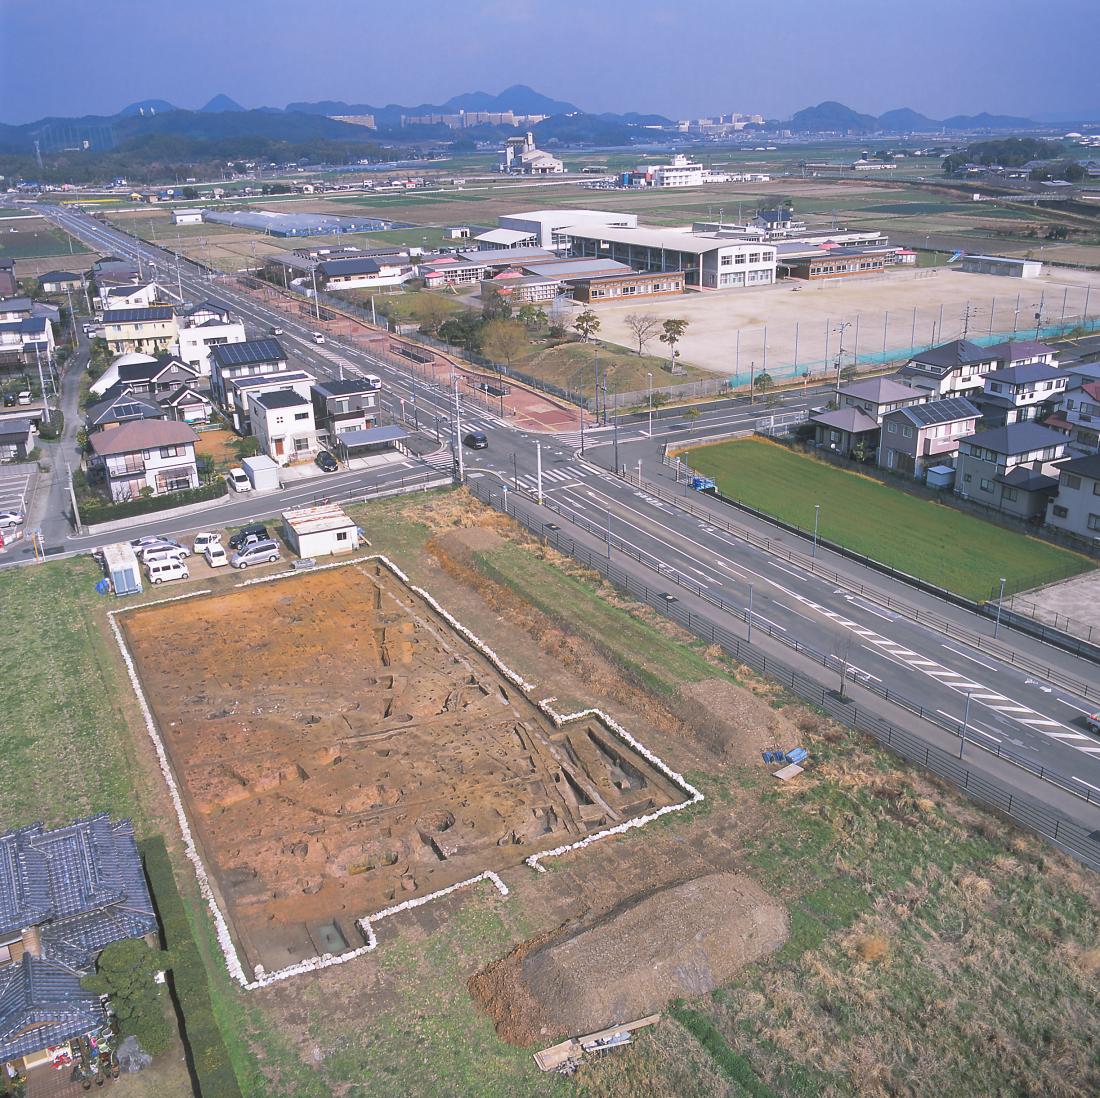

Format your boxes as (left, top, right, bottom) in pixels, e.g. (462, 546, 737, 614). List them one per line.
(471, 872, 787, 1042)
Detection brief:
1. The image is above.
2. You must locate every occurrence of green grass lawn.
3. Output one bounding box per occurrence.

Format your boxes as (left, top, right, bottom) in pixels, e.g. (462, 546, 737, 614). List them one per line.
(0, 557, 144, 827)
(683, 438, 1092, 599)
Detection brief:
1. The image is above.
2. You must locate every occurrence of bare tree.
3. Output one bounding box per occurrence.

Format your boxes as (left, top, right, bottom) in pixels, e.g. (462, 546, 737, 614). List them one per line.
(624, 313, 661, 356)
(480, 319, 528, 366)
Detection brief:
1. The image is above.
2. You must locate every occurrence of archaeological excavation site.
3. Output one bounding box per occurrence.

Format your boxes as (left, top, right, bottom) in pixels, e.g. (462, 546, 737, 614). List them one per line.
(120, 560, 690, 977)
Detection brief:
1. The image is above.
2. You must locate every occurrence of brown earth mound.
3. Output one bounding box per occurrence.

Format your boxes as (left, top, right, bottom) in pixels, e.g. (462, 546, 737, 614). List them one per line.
(679, 679, 799, 767)
(471, 872, 787, 1043)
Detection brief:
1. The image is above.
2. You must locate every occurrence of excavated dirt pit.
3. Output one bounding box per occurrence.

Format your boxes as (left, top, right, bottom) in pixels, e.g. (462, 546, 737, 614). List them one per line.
(122, 561, 685, 974)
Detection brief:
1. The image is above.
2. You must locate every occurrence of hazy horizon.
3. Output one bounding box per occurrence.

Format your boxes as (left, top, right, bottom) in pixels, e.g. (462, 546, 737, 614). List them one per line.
(2, 0, 1098, 125)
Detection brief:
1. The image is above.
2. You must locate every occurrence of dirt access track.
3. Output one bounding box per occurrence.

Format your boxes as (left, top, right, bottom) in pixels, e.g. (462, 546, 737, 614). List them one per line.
(120, 561, 689, 979)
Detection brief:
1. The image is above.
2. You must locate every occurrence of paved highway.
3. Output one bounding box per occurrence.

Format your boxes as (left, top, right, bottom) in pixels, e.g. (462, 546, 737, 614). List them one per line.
(32, 202, 1100, 825)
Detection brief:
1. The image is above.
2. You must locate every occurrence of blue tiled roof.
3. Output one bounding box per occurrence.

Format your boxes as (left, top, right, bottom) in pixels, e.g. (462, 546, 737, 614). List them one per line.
(0, 815, 157, 973)
(0, 954, 105, 1063)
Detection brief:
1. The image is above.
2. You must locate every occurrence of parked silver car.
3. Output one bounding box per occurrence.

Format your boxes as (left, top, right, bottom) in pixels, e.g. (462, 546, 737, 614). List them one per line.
(230, 539, 281, 569)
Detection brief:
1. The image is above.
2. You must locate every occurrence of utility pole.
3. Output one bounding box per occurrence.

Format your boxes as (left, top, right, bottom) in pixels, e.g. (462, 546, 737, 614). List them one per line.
(993, 576, 1007, 639)
(833, 320, 852, 403)
(959, 690, 972, 759)
(536, 441, 543, 504)
(647, 371, 653, 437)
(311, 265, 321, 321)
(66, 463, 82, 531)
(747, 584, 754, 644)
(452, 374, 464, 482)
(33, 344, 51, 430)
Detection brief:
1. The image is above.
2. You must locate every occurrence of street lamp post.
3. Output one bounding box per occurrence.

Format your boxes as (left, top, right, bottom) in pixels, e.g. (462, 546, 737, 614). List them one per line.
(747, 583, 754, 644)
(606, 510, 612, 561)
(813, 504, 821, 558)
(959, 690, 972, 759)
(993, 576, 1007, 639)
(647, 371, 653, 437)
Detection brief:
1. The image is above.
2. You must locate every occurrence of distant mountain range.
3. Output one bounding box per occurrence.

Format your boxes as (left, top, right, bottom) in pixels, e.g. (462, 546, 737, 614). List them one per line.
(0, 85, 1074, 161)
(787, 101, 1037, 134)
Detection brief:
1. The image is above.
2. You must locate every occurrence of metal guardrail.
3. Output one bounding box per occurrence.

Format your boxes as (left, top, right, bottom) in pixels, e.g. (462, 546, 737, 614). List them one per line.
(655, 452, 1100, 686)
(467, 476, 1100, 872)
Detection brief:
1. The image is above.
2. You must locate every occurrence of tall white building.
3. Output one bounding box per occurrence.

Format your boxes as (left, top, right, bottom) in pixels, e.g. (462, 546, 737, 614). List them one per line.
(499, 132, 564, 174)
(647, 154, 705, 188)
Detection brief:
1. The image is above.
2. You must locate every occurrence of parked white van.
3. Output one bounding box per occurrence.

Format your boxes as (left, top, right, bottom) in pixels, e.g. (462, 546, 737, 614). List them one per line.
(145, 559, 190, 584)
(204, 543, 229, 568)
(227, 468, 251, 492)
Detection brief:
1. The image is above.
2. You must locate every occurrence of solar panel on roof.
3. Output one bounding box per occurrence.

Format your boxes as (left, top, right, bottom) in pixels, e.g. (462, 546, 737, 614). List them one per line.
(212, 339, 284, 367)
(113, 403, 145, 420)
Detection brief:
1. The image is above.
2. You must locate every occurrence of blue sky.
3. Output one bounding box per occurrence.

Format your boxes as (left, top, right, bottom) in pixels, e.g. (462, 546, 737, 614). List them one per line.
(2, 0, 1098, 124)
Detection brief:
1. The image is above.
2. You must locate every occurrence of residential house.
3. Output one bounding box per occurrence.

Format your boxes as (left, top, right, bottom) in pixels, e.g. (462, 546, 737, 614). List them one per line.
(161, 385, 214, 424)
(0, 815, 158, 1076)
(1046, 453, 1100, 543)
(91, 258, 140, 289)
(878, 396, 982, 478)
(98, 281, 163, 310)
(315, 256, 414, 290)
(249, 389, 320, 465)
(0, 315, 55, 362)
(0, 417, 35, 461)
(110, 355, 201, 400)
(986, 339, 1058, 368)
(311, 376, 382, 438)
(812, 377, 929, 458)
(176, 303, 247, 378)
(89, 352, 158, 398)
(210, 338, 287, 404)
(85, 389, 166, 431)
(0, 297, 33, 322)
(37, 270, 84, 294)
(954, 422, 1067, 519)
(900, 339, 1001, 397)
(100, 306, 179, 354)
(1044, 378, 1100, 451)
(971, 362, 1067, 427)
(0, 258, 16, 298)
(88, 419, 200, 500)
(226, 370, 315, 435)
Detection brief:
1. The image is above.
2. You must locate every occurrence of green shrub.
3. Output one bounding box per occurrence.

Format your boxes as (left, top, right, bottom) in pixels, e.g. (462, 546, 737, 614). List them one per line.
(82, 939, 173, 1055)
(140, 836, 242, 1098)
(80, 479, 228, 526)
(37, 411, 64, 441)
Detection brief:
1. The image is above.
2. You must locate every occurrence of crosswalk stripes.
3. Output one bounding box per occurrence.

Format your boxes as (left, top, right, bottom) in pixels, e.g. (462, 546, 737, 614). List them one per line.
(512, 465, 590, 491)
(553, 426, 614, 448)
(420, 450, 457, 471)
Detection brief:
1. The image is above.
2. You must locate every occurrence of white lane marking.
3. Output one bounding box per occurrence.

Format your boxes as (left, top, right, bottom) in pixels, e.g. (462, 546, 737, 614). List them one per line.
(845, 596, 894, 621)
(935, 711, 1003, 742)
(1055, 697, 1095, 715)
(1018, 718, 1064, 728)
(941, 644, 1002, 673)
(1048, 731, 1094, 740)
(747, 611, 786, 632)
(767, 560, 808, 581)
(989, 705, 1032, 714)
(1072, 777, 1100, 794)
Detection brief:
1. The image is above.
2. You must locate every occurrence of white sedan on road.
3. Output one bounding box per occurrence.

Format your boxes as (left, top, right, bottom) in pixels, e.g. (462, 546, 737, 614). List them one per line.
(0, 510, 25, 529)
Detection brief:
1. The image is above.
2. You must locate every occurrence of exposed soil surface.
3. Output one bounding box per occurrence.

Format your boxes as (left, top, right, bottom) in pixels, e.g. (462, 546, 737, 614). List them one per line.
(122, 560, 684, 974)
(470, 873, 788, 1043)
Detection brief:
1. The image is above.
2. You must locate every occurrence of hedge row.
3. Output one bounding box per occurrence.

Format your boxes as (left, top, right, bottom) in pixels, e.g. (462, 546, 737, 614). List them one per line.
(80, 479, 228, 525)
(140, 836, 243, 1098)
(37, 410, 64, 441)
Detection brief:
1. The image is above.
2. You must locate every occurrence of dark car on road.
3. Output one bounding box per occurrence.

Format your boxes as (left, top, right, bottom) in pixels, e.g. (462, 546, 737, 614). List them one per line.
(315, 450, 339, 473)
(463, 431, 488, 449)
(228, 523, 269, 551)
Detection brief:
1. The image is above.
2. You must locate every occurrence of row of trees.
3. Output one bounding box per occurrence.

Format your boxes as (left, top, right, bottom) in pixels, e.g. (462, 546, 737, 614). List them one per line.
(576, 311, 691, 370)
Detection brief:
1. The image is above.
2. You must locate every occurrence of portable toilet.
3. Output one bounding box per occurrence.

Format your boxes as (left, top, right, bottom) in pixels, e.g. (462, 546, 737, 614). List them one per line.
(101, 542, 143, 596)
(243, 454, 281, 492)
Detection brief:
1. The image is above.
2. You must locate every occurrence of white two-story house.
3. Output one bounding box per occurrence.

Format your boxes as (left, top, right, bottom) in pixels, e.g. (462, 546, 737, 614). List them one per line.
(88, 419, 200, 501)
(248, 389, 320, 466)
(971, 362, 1067, 427)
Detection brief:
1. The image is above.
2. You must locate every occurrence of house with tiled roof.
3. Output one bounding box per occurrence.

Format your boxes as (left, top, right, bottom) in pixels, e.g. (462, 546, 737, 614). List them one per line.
(88, 418, 200, 501)
(900, 339, 1001, 397)
(0, 815, 158, 1072)
(954, 422, 1067, 519)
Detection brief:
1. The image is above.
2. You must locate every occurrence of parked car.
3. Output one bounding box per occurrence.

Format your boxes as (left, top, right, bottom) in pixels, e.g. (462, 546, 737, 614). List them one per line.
(2, 393, 14, 407)
(315, 450, 339, 473)
(142, 545, 190, 566)
(191, 531, 221, 555)
(463, 431, 489, 450)
(131, 537, 186, 560)
(16, 391, 31, 405)
(226, 467, 251, 493)
(228, 523, 269, 550)
(204, 543, 229, 568)
(312, 331, 326, 345)
(145, 559, 190, 584)
(271, 326, 283, 335)
(0, 510, 24, 528)
(230, 539, 281, 569)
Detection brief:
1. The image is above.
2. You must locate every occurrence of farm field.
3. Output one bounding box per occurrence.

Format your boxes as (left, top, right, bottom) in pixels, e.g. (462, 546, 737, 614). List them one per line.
(7, 490, 1100, 1095)
(683, 437, 1093, 599)
(0, 216, 90, 260)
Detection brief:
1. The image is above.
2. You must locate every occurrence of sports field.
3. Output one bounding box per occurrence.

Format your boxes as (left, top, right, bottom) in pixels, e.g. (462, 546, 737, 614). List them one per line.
(682, 438, 1093, 599)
